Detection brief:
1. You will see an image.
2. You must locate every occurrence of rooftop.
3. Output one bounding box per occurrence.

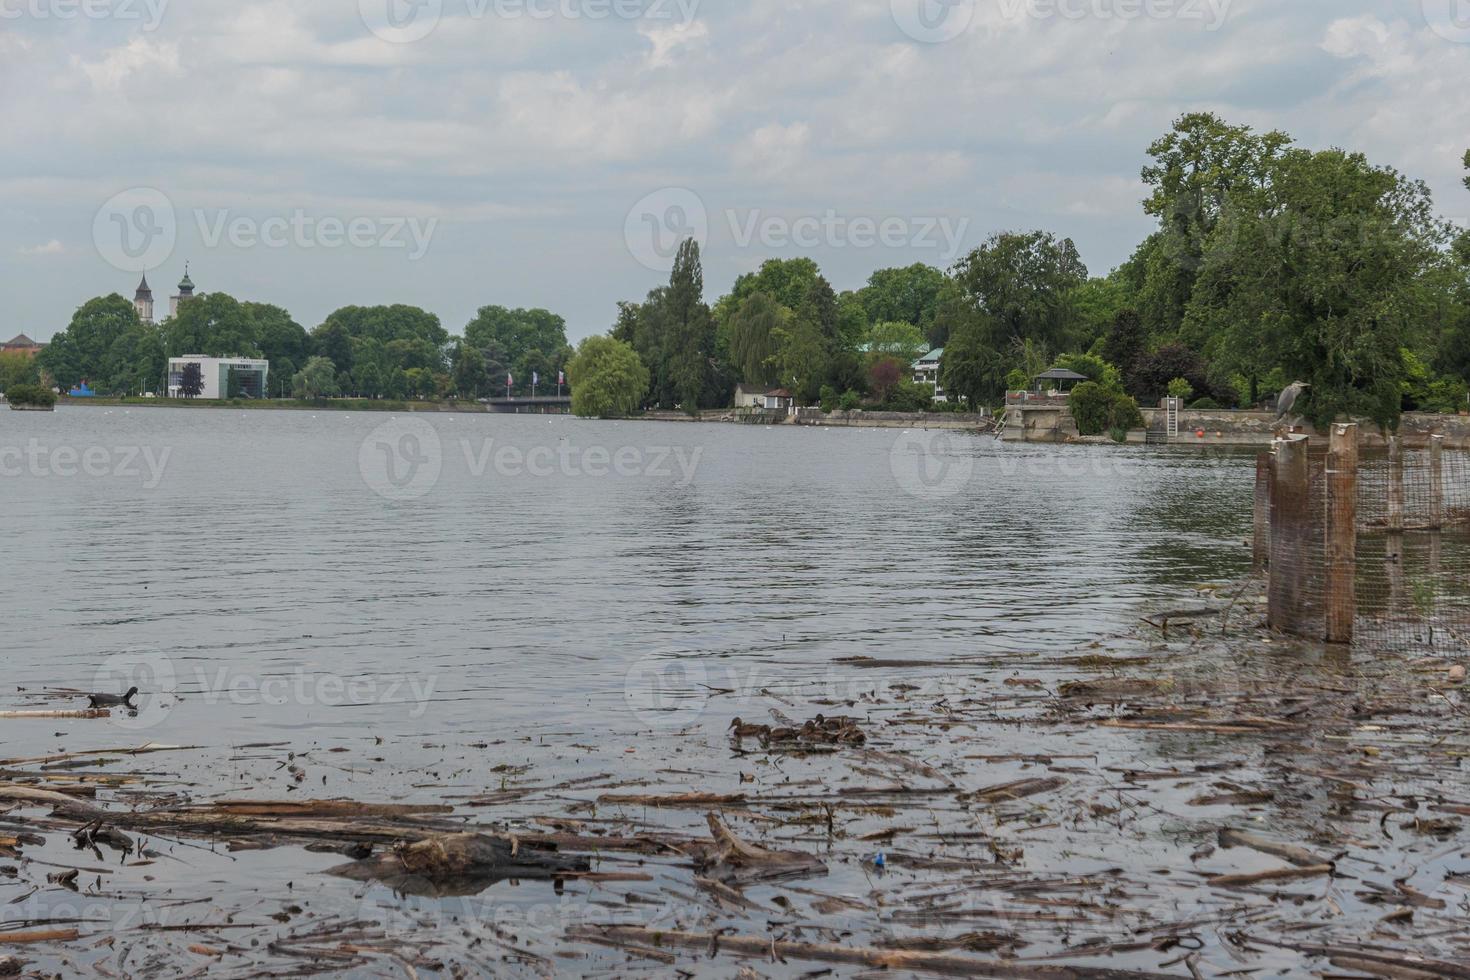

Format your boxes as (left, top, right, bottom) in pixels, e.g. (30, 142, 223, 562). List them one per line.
(1035, 368, 1089, 382)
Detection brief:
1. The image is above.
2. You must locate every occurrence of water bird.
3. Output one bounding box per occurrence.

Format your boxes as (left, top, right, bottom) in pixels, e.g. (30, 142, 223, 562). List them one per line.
(88, 687, 138, 709)
(728, 718, 767, 739)
(1276, 382, 1310, 420)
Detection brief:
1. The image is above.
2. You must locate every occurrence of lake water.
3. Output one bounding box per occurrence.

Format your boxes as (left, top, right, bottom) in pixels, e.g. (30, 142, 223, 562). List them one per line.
(1, 405, 1279, 974)
(3, 405, 1255, 758)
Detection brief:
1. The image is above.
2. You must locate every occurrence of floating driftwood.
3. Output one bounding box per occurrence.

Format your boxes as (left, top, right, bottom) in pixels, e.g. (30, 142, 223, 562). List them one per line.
(326, 832, 589, 896)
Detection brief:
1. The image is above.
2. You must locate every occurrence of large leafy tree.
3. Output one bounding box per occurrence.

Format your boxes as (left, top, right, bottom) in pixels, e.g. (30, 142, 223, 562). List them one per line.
(165, 293, 261, 358)
(940, 315, 1004, 408)
(38, 295, 141, 390)
(864, 321, 927, 364)
(312, 305, 447, 390)
(1189, 147, 1450, 428)
(727, 291, 786, 386)
(637, 239, 716, 413)
(245, 302, 309, 392)
(292, 356, 340, 399)
(951, 231, 1088, 353)
(858, 264, 946, 336)
(568, 336, 649, 418)
(0, 351, 40, 391)
(1138, 112, 1292, 338)
(462, 306, 572, 395)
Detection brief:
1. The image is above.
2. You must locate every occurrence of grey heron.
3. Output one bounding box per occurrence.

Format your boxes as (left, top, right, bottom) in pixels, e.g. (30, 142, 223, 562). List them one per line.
(1276, 382, 1310, 419)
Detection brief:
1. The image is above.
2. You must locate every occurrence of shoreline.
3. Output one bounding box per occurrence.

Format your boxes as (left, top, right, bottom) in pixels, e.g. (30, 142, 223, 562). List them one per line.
(29, 397, 1470, 448)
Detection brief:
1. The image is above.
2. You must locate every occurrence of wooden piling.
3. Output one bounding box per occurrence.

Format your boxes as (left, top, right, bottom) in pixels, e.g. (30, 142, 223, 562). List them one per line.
(1253, 452, 1272, 570)
(1429, 434, 1445, 530)
(1325, 423, 1358, 645)
(1268, 434, 1311, 634)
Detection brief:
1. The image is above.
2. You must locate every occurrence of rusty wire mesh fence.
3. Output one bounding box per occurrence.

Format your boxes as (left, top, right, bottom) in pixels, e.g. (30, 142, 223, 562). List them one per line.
(1261, 435, 1470, 652)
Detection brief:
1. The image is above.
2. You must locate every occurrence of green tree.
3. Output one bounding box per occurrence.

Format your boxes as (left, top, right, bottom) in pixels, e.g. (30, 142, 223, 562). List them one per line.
(293, 356, 340, 400)
(864, 321, 927, 364)
(0, 351, 41, 391)
(38, 294, 140, 390)
(857, 264, 946, 335)
(939, 316, 1003, 407)
(1188, 145, 1447, 428)
(642, 239, 715, 413)
(951, 231, 1088, 354)
(1138, 112, 1292, 337)
(451, 342, 489, 399)
(462, 306, 572, 396)
(247, 303, 309, 387)
(568, 336, 649, 418)
(727, 291, 786, 386)
(165, 293, 261, 359)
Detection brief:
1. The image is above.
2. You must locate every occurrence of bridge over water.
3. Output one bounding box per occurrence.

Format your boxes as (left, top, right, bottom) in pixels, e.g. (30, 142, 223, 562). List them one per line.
(483, 396, 572, 414)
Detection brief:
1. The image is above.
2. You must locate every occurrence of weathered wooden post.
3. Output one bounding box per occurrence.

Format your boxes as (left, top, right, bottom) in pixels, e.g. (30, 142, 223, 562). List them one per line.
(1387, 435, 1405, 566)
(1325, 423, 1358, 644)
(1253, 452, 1272, 570)
(1429, 434, 1445, 531)
(1268, 434, 1310, 635)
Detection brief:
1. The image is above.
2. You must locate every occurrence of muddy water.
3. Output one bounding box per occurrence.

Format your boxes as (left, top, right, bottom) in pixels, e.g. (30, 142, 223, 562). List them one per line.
(0, 406, 1276, 973)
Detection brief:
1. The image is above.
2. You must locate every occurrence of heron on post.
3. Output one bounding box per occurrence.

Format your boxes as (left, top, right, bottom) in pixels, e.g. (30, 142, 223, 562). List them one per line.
(1276, 381, 1310, 420)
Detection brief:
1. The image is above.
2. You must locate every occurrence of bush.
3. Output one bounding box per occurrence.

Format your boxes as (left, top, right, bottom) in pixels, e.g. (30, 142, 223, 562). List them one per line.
(5, 384, 57, 408)
(1188, 397, 1221, 410)
(881, 380, 933, 413)
(819, 385, 838, 414)
(1166, 377, 1194, 401)
(1070, 381, 1143, 436)
(839, 389, 862, 411)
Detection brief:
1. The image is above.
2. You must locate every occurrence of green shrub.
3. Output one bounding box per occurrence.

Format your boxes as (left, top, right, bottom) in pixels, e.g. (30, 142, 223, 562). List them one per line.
(1070, 382, 1142, 436)
(1108, 426, 1129, 444)
(1189, 397, 1221, 410)
(5, 384, 57, 408)
(819, 385, 838, 414)
(1069, 382, 1111, 435)
(1166, 377, 1194, 401)
(839, 389, 862, 411)
(882, 380, 933, 413)
(1111, 393, 1144, 431)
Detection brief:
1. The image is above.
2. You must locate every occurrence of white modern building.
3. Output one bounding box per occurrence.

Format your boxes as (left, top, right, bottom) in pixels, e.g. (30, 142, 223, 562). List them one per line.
(168, 356, 269, 400)
(913, 348, 947, 402)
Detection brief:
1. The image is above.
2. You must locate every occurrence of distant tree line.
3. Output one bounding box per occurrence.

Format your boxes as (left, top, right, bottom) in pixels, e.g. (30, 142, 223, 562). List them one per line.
(31, 116, 1470, 429)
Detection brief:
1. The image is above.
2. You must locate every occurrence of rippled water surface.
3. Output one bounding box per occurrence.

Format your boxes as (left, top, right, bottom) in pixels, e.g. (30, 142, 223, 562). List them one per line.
(3, 405, 1256, 757)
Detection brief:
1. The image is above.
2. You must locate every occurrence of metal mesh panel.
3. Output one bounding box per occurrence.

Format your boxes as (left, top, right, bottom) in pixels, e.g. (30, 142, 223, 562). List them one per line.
(1265, 440, 1470, 653)
(1355, 449, 1470, 652)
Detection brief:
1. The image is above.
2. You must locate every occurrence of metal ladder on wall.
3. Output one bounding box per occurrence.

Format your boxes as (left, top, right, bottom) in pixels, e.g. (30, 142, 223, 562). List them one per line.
(1146, 398, 1182, 446)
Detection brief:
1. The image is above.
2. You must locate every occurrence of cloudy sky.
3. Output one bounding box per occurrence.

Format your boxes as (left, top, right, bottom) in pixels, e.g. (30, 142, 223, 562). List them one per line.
(3, 0, 1468, 342)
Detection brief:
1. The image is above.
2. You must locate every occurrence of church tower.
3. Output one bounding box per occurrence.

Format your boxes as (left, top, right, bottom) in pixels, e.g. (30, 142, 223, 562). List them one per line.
(169, 264, 196, 318)
(134, 274, 155, 324)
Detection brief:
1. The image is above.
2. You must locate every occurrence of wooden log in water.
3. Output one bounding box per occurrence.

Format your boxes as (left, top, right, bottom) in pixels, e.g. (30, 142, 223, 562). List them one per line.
(566, 925, 1184, 978)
